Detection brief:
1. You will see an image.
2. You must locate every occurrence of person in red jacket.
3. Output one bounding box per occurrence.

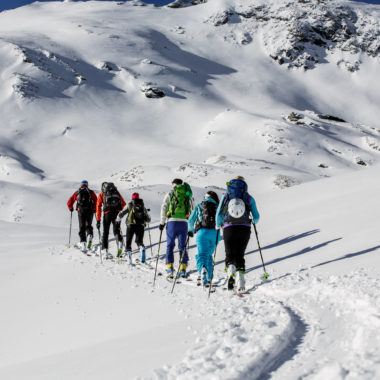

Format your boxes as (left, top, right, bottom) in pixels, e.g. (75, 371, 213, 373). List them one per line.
(67, 180, 97, 253)
(96, 182, 126, 259)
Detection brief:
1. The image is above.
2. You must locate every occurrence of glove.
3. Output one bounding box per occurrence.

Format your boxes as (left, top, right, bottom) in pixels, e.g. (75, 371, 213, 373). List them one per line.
(96, 220, 101, 229)
(188, 231, 194, 238)
(69, 208, 73, 212)
(159, 224, 165, 231)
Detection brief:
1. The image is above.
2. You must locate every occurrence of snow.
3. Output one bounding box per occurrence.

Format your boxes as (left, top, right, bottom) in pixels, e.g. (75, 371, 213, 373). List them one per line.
(0, 0, 380, 379)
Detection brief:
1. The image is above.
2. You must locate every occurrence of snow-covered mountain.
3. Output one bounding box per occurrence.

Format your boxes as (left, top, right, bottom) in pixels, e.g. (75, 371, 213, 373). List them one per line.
(0, 1, 380, 379)
(0, 0, 379, 227)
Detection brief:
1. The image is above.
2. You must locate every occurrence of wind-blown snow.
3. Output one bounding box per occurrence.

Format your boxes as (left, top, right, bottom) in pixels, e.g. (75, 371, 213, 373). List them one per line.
(0, 0, 379, 379)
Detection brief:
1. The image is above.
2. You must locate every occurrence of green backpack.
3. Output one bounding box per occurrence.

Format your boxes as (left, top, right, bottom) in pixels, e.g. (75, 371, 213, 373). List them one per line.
(167, 183, 192, 219)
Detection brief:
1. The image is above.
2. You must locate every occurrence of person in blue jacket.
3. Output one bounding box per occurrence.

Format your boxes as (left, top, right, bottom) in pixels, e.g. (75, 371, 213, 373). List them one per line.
(188, 190, 221, 286)
(216, 176, 260, 292)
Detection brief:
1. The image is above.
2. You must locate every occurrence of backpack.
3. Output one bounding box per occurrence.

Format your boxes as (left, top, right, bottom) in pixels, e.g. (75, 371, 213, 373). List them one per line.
(103, 182, 122, 212)
(128, 199, 146, 225)
(167, 183, 192, 219)
(77, 187, 93, 210)
(222, 179, 251, 224)
(195, 200, 217, 232)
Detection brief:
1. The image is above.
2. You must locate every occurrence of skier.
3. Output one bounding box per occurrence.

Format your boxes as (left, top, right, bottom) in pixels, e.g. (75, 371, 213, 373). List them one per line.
(216, 176, 260, 292)
(188, 190, 221, 286)
(67, 180, 97, 253)
(96, 182, 126, 259)
(160, 178, 193, 278)
(116, 192, 151, 265)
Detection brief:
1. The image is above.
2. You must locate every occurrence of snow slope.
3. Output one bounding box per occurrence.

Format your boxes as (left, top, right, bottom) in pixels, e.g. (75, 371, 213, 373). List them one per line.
(0, 0, 380, 379)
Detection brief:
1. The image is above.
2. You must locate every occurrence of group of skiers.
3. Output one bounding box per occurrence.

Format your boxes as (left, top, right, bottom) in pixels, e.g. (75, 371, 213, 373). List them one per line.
(67, 176, 260, 292)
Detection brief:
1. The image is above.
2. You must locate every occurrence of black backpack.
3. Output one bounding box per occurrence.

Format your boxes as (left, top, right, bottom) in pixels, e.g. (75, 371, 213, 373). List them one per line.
(103, 183, 122, 212)
(77, 187, 93, 210)
(128, 199, 145, 224)
(195, 200, 217, 232)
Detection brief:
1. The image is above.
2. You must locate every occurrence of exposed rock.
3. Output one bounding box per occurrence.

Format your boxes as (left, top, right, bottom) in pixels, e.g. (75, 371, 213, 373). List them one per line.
(209, 0, 380, 71)
(356, 159, 367, 166)
(141, 83, 165, 98)
(318, 114, 346, 122)
(288, 112, 304, 122)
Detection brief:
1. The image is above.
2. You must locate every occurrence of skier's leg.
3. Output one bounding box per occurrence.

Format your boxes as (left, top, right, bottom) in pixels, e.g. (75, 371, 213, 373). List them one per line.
(177, 222, 188, 264)
(135, 225, 146, 262)
(78, 211, 86, 243)
(102, 213, 111, 250)
(235, 226, 251, 272)
(165, 221, 176, 265)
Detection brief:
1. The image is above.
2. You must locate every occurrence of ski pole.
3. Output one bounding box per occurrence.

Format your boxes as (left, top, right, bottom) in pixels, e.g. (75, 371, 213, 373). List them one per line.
(153, 229, 163, 287)
(98, 227, 103, 264)
(68, 211, 73, 248)
(208, 229, 220, 298)
(253, 223, 269, 279)
(171, 236, 190, 294)
(147, 223, 153, 258)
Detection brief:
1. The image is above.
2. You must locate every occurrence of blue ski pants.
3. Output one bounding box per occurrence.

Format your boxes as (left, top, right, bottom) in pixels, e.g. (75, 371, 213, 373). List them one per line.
(195, 228, 220, 280)
(165, 221, 188, 264)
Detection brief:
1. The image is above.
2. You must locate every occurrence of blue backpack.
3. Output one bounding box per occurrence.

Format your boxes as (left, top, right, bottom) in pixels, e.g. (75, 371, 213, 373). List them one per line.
(222, 179, 251, 224)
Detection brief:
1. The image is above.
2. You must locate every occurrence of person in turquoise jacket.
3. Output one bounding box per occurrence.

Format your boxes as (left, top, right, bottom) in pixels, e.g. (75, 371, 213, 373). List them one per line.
(188, 190, 221, 286)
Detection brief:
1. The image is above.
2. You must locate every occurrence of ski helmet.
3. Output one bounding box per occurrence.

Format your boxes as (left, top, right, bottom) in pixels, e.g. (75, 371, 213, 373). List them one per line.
(228, 198, 246, 218)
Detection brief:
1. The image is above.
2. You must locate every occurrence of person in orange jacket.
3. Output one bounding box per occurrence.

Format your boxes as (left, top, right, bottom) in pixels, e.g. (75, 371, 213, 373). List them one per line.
(67, 180, 97, 253)
(96, 182, 126, 259)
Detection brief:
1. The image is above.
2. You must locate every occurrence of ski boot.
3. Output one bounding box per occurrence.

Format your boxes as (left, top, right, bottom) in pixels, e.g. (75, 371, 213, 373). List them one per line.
(117, 241, 124, 258)
(227, 264, 236, 291)
(166, 263, 174, 279)
(178, 263, 187, 278)
(140, 246, 146, 263)
(201, 267, 208, 286)
(103, 249, 113, 260)
(80, 241, 87, 253)
(87, 235, 93, 250)
(126, 250, 132, 265)
(237, 270, 246, 292)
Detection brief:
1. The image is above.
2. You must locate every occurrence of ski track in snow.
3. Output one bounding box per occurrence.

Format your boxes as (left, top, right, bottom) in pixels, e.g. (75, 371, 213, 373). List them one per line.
(58, 243, 380, 380)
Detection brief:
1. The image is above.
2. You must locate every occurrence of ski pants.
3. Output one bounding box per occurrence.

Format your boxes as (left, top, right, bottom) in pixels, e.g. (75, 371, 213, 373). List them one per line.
(223, 225, 251, 272)
(102, 211, 122, 250)
(126, 224, 145, 251)
(78, 210, 94, 242)
(165, 221, 188, 265)
(195, 228, 220, 280)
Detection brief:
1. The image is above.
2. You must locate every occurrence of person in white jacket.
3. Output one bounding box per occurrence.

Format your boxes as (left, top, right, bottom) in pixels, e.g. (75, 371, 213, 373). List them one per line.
(160, 178, 193, 278)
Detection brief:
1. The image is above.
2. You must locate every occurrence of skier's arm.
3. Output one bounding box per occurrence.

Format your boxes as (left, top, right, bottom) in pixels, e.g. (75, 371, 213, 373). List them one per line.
(216, 194, 226, 229)
(144, 208, 151, 223)
(250, 196, 260, 224)
(67, 192, 77, 211)
(90, 190, 97, 211)
(119, 193, 127, 210)
(188, 204, 200, 233)
(117, 207, 129, 223)
(160, 193, 171, 225)
(96, 193, 104, 221)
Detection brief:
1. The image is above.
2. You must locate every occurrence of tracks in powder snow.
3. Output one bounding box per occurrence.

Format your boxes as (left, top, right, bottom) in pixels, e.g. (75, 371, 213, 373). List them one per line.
(58, 246, 380, 379)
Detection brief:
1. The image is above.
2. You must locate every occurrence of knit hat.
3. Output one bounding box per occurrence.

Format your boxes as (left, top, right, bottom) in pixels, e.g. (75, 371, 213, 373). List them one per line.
(132, 192, 139, 200)
(81, 180, 88, 187)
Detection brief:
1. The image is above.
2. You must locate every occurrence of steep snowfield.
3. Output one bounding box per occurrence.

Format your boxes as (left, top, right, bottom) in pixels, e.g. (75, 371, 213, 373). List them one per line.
(0, 0, 380, 379)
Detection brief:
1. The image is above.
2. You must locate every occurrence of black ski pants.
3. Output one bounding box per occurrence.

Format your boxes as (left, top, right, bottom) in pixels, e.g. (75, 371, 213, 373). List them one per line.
(78, 210, 94, 242)
(126, 224, 145, 251)
(102, 211, 122, 250)
(223, 225, 251, 272)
